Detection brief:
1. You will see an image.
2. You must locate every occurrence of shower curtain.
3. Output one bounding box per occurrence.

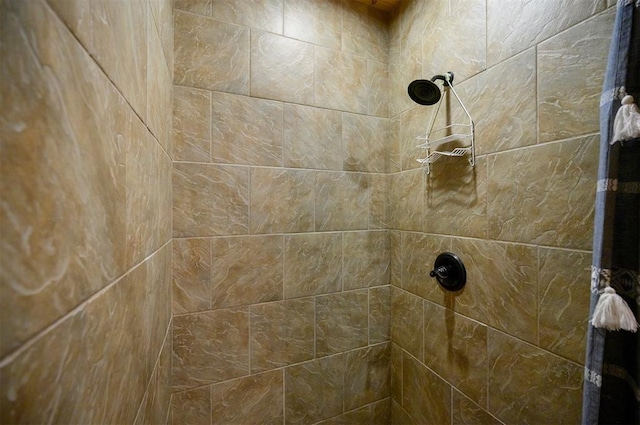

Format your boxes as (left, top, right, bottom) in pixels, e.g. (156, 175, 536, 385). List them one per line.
(582, 1, 640, 424)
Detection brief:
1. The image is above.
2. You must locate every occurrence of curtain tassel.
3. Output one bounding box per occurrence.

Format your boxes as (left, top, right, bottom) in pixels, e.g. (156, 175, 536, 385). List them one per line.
(590, 287, 639, 332)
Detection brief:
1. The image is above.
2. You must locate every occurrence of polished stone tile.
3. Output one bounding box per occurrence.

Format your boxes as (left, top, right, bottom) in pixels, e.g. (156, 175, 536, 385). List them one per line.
(398, 104, 431, 172)
(452, 390, 502, 425)
(210, 91, 283, 166)
(371, 398, 392, 425)
(369, 174, 389, 229)
(284, 0, 342, 50)
(390, 287, 423, 360)
(174, 10, 249, 94)
(134, 331, 172, 425)
(174, 0, 211, 16)
(173, 85, 211, 162)
(285, 355, 345, 424)
(368, 60, 390, 118)
(343, 231, 390, 290)
(250, 298, 315, 372)
(173, 163, 249, 237)
(538, 8, 614, 143)
(315, 49, 368, 114)
(211, 235, 283, 309)
(0, 0, 126, 357)
(316, 290, 369, 356)
(423, 301, 488, 406)
(284, 232, 342, 298)
(250, 168, 314, 234)
(149, 0, 173, 75)
(46, 0, 91, 50)
(370, 285, 391, 344)
(343, 2, 389, 62)
(388, 115, 401, 173)
(487, 135, 599, 250)
(212, 0, 283, 34)
(390, 343, 402, 405)
(172, 238, 211, 314)
(283, 104, 342, 170)
(316, 406, 372, 425)
(172, 308, 249, 390)
(424, 156, 487, 239)
(390, 231, 401, 288)
(451, 238, 538, 343)
(315, 172, 369, 231)
(402, 352, 451, 425)
(210, 370, 284, 425)
(456, 48, 536, 155)
(488, 330, 583, 424)
(487, 0, 605, 66)
(389, 40, 421, 118)
(389, 169, 425, 231)
(538, 248, 591, 363)
(391, 400, 416, 425)
(401, 232, 451, 301)
(171, 387, 211, 425)
(344, 343, 391, 411)
(343, 113, 389, 173)
(146, 14, 172, 153)
(91, 0, 147, 117)
(251, 31, 314, 104)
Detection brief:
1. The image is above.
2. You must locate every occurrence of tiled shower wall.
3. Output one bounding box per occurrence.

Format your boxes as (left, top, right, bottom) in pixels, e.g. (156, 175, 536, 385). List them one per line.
(0, 0, 173, 423)
(388, 0, 614, 424)
(170, 1, 393, 423)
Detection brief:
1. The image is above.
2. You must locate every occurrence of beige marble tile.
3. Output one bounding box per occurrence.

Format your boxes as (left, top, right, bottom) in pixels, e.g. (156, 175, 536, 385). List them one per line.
(368, 60, 390, 118)
(146, 14, 172, 153)
(284, 232, 342, 298)
(285, 355, 345, 424)
(369, 173, 389, 229)
(316, 406, 372, 425)
(174, 10, 249, 94)
(212, 0, 283, 34)
(172, 85, 211, 162)
(371, 398, 392, 425)
(391, 400, 417, 425)
(315, 48, 368, 114)
(126, 124, 164, 269)
(0, 0, 127, 356)
(423, 301, 488, 406)
(402, 352, 451, 425)
(343, 2, 389, 62)
(452, 390, 502, 425)
(91, 0, 147, 118)
(343, 231, 390, 290)
(487, 0, 605, 66)
(456, 48, 537, 155)
(172, 238, 211, 314)
(389, 40, 421, 118)
(390, 343, 402, 405)
(316, 290, 369, 356)
(250, 298, 315, 372)
(388, 115, 401, 173)
(0, 309, 86, 424)
(343, 113, 389, 173)
(284, 0, 342, 50)
(401, 232, 451, 301)
(211, 235, 283, 309)
(398, 0, 441, 52)
(315, 172, 369, 231)
(211, 91, 283, 166)
(134, 330, 172, 425)
(174, 0, 211, 16)
(210, 370, 284, 425)
(487, 135, 599, 250)
(173, 163, 249, 237)
(390, 231, 401, 288)
(451, 239, 538, 343)
(172, 308, 249, 390)
(538, 8, 614, 143)
(390, 287, 423, 360)
(538, 248, 591, 364)
(283, 103, 342, 170)
(370, 285, 391, 344)
(157, 147, 173, 244)
(421, 0, 485, 84)
(171, 387, 211, 425)
(149, 0, 173, 75)
(399, 104, 431, 172)
(250, 168, 314, 233)
(488, 330, 583, 424)
(250, 31, 314, 104)
(389, 169, 425, 231)
(344, 343, 391, 411)
(46, 0, 91, 49)
(424, 156, 487, 239)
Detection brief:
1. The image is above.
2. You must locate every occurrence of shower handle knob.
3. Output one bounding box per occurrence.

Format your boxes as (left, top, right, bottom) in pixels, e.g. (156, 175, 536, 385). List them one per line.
(429, 252, 467, 292)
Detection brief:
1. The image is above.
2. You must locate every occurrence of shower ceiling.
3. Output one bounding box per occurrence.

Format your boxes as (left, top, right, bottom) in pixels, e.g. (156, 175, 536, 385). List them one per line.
(351, 0, 400, 12)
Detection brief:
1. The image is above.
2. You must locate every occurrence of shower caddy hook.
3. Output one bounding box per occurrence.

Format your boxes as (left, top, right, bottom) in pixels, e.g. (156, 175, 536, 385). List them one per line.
(412, 72, 475, 174)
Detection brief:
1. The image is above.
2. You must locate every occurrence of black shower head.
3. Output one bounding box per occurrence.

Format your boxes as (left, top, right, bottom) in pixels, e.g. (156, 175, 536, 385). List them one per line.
(407, 72, 454, 106)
